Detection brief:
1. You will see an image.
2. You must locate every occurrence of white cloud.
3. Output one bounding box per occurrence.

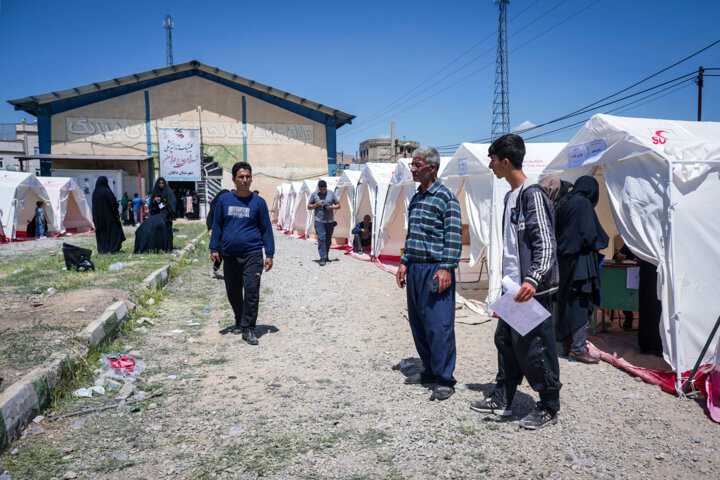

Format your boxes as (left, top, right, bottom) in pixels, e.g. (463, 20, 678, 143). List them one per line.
(512, 120, 537, 132)
(377, 134, 391, 139)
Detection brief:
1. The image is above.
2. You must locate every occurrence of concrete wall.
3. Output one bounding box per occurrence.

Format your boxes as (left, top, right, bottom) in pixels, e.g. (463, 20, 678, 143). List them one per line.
(50, 76, 329, 197)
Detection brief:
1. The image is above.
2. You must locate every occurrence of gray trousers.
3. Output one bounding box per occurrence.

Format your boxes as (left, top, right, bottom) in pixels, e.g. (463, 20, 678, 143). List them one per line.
(563, 321, 589, 355)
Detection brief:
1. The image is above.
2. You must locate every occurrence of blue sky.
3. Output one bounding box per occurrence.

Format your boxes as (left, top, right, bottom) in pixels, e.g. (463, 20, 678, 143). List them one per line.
(1, 0, 719, 157)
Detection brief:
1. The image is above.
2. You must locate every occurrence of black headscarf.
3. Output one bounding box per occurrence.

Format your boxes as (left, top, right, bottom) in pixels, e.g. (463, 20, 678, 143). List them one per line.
(91, 176, 125, 253)
(555, 176, 609, 255)
(150, 177, 176, 216)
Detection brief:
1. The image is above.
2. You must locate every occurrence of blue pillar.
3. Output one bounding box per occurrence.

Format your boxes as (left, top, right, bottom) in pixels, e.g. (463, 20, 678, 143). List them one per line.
(144, 91, 154, 185)
(325, 116, 337, 176)
(242, 96, 248, 162)
(37, 105, 52, 176)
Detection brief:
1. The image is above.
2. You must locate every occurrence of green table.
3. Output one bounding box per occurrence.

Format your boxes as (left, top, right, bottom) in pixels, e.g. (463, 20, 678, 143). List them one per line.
(592, 262, 640, 333)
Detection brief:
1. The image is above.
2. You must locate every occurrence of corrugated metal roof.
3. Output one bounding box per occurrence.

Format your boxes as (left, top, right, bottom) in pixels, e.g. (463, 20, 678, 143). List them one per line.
(8, 60, 355, 127)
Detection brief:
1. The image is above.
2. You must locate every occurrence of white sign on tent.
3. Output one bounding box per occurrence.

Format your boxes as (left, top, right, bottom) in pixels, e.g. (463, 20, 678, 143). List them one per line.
(158, 127, 201, 181)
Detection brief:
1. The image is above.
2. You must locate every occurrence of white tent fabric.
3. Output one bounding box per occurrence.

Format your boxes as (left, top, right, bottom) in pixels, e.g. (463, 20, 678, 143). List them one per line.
(355, 163, 396, 257)
(0, 171, 57, 240)
(270, 185, 281, 224)
(334, 170, 362, 243)
(542, 114, 720, 382)
(287, 180, 313, 236)
(442, 142, 566, 307)
(277, 183, 293, 231)
(286, 181, 305, 233)
(38, 177, 94, 234)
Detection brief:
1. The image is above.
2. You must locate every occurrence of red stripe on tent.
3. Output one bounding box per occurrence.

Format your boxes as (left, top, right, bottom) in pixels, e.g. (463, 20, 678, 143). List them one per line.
(289, 233, 306, 239)
(586, 341, 716, 422)
(706, 371, 720, 423)
(375, 256, 400, 275)
(346, 249, 372, 262)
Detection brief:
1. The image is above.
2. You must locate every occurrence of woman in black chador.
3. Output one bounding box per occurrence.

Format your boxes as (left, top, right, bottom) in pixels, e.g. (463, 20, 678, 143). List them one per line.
(149, 177, 176, 218)
(555, 176, 609, 364)
(134, 177, 175, 254)
(91, 176, 125, 254)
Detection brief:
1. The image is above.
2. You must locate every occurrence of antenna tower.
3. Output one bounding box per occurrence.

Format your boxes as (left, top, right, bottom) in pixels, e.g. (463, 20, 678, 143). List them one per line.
(163, 14, 174, 66)
(491, 0, 510, 140)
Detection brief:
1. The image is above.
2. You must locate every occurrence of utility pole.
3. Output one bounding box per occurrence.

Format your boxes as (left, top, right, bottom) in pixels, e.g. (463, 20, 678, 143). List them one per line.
(491, 0, 510, 140)
(163, 14, 174, 66)
(696, 66, 704, 121)
(390, 121, 396, 162)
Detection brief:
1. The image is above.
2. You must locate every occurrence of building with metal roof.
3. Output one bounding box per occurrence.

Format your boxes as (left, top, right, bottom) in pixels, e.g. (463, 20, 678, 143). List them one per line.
(7, 60, 355, 208)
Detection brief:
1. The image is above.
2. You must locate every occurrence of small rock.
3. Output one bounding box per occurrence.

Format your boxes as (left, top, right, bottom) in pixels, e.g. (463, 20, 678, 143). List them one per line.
(151, 423, 162, 431)
(32, 414, 45, 423)
(106, 379, 122, 391)
(62, 454, 73, 460)
(24, 423, 44, 437)
(117, 382, 136, 400)
(112, 452, 129, 461)
(147, 298, 155, 306)
(127, 350, 142, 359)
(63, 471, 77, 479)
(655, 453, 665, 460)
(61, 447, 73, 454)
(229, 426, 244, 437)
(72, 307, 85, 312)
(46, 287, 57, 296)
(165, 375, 178, 380)
(11, 447, 20, 455)
(70, 418, 86, 430)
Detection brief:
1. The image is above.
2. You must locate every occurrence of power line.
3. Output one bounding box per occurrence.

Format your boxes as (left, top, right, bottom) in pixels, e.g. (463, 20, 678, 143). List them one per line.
(434, 68, 707, 150)
(339, 0, 572, 136)
(343, 1, 545, 131)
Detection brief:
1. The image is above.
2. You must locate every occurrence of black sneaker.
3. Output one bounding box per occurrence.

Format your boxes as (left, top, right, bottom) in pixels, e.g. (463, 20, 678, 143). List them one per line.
(242, 330, 259, 346)
(469, 397, 512, 417)
(519, 403, 557, 430)
(232, 325, 242, 335)
(319, 259, 327, 266)
(429, 385, 454, 401)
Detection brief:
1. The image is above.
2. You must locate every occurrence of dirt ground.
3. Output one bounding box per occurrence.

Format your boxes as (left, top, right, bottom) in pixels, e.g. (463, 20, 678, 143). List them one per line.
(1, 230, 718, 479)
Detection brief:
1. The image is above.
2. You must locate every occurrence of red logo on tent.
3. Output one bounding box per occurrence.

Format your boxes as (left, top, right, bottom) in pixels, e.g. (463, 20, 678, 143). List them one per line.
(652, 130, 670, 145)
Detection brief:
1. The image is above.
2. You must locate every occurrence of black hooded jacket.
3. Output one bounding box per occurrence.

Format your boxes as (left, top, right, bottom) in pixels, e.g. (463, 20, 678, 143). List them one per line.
(91, 176, 125, 254)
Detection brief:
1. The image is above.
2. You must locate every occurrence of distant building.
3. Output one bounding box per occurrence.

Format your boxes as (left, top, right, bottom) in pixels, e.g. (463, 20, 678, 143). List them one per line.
(0, 120, 40, 174)
(7, 60, 355, 212)
(358, 138, 419, 163)
(335, 151, 358, 172)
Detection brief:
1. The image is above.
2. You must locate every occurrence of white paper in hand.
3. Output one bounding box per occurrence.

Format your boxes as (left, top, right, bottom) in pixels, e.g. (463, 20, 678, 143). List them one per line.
(489, 276, 552, 336)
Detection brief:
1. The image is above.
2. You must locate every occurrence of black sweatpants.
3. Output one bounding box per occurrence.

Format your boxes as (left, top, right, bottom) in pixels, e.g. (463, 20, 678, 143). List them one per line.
(490, 294, 562, 414)
(223, 252, 264, 332)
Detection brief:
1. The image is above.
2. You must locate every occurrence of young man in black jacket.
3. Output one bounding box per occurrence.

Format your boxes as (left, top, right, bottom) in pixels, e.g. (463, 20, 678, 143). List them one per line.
(470, 134, 562, 430)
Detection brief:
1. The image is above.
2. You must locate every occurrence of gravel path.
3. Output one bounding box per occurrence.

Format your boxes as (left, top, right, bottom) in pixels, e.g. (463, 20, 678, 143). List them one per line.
(3, 230, 718, 479)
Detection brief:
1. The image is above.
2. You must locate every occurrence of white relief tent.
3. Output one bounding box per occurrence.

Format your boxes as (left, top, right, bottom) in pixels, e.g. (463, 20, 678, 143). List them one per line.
(270, 185, 281, 225)
(354, 163, 397, 259)
(441, 142, 566, 309)
(287, 180, 314, 237)
(334, 170, 363, 247)
(0, 171, 57, 241)
(285, 181, 304, 233)
(541, 114, 720, 390)
(276, 182, 292, 231)
(38, 176, 94, 234)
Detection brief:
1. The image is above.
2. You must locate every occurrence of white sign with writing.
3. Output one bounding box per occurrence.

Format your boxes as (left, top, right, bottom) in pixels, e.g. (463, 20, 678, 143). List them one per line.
(158, 127, 201, 181)
(567, 139, 607, 168)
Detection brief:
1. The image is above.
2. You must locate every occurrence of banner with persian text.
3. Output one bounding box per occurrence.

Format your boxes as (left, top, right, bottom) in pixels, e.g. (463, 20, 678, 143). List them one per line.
(158, 127, 201, 181)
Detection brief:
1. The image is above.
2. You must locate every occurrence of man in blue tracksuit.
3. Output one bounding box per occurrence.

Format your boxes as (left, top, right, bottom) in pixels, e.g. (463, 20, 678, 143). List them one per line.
(210, 162, 275, 345)
(469, 133, 562, 430)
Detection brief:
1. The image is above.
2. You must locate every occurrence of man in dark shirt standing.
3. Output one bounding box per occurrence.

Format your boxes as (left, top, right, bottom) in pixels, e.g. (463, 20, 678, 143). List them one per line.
(308, 180, 340, 266)
(396, 146, 462, 401)
(210, 162, 275, 345)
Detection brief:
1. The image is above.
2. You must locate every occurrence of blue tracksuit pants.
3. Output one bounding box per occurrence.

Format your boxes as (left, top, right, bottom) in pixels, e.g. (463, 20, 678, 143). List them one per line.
(406, 263, 457, 387)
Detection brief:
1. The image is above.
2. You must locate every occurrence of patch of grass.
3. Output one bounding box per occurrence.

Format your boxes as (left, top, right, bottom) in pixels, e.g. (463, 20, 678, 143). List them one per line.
(200, 356, 229, 366)
(358, 428, 391, 447)
(469, 451, 486, 463)
(456, 425, 476, 436)
(377, 452, 395, 463)
(0, 438, 63, 480)
(386, 469, 405, 480)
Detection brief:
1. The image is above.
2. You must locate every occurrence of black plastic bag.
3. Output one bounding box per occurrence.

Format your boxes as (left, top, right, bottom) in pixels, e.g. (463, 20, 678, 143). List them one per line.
(62, 243, 95, 272)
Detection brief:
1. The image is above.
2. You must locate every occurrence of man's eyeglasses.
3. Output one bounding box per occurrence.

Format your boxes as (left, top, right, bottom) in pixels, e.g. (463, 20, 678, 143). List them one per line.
(410, 163, 428, 169)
